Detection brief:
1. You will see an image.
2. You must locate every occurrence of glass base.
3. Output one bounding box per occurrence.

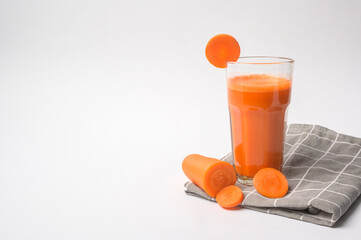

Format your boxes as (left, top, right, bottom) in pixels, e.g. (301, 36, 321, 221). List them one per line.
(237, 175, 253, 186)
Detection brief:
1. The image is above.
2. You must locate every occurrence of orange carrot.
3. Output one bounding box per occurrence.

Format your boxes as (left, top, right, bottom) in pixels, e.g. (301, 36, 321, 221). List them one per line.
(253, 168, 288, 198)
(216, 185, 244, 208)
(205, 34, 240, 68)
(182, 154, 237, 197)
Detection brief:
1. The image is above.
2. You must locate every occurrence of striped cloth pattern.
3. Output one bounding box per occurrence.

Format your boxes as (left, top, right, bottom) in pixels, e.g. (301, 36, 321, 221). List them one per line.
(184, 124, 361, 226)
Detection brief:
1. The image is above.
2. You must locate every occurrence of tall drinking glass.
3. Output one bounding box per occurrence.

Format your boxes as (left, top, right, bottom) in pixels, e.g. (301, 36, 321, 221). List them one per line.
(226, 56, 294, 185)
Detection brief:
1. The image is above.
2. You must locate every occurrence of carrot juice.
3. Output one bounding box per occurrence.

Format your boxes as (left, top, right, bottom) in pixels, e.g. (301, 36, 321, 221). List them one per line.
(227, 73, 292, 181)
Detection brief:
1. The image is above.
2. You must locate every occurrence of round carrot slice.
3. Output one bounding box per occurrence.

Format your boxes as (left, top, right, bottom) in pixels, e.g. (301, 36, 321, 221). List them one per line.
(253, 168, 288, 198)
(205, 34, 240, 68)
(216, 185, 244, 208)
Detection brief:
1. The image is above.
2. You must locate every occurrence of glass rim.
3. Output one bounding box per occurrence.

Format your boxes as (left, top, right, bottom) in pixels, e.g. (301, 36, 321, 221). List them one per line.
(227, 56, 294, 65)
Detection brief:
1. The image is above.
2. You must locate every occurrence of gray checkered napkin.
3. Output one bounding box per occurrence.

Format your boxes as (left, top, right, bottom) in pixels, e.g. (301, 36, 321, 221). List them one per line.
(184, 124, 361, 226)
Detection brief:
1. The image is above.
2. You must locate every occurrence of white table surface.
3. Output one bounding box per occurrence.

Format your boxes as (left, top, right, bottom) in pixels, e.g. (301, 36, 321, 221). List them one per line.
(1, 0, 361, 239)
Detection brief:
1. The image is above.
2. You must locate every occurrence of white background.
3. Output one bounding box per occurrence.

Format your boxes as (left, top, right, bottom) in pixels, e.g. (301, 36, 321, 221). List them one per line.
(1, 0, 361, 239)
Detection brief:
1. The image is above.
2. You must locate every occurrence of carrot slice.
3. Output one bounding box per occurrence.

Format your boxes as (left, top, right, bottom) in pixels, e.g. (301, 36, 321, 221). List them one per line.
(205, 34, 240, 68)
(182, 154, 237, 197)
(216, 185, 244, 208)
(253, 168, 288, 198)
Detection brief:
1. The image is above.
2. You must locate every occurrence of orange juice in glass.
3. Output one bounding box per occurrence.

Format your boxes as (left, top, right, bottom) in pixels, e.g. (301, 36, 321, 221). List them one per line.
(226, 57, 294, 185)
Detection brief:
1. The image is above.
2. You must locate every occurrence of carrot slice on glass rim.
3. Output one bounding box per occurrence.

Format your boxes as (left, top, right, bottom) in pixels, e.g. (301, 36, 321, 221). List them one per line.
(205, 34, 240, 68)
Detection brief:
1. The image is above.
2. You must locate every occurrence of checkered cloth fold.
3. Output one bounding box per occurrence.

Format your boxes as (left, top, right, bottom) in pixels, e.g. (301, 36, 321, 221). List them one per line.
(184, 124, 361, 226)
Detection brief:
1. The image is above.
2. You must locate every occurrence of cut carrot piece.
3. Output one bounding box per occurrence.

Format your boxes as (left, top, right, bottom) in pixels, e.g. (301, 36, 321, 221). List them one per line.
(205, 34, 240, 68)
(182, 154, 237, 197)
(253, 168, 288, 198)
(216, 185, 244, 208)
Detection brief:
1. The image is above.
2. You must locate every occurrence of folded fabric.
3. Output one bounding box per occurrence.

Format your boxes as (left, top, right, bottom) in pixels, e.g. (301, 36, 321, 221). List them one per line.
(184, 124, 361, 226)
